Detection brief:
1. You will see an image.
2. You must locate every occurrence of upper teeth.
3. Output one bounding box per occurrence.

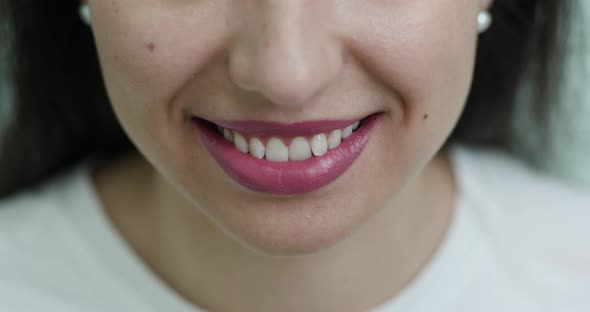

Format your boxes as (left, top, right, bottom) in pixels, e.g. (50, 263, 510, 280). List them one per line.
(218, 121, 361, 162)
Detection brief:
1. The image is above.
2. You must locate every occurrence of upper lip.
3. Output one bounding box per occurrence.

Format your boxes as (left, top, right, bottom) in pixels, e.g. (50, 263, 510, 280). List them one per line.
(196, 113, 378, 137)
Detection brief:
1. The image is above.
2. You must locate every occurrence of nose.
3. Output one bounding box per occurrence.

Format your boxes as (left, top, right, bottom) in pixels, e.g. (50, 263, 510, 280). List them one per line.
(228, 1, 343, 110)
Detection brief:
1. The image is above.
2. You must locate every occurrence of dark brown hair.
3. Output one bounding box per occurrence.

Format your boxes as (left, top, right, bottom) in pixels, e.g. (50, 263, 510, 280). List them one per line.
(0, 0, 578, 198)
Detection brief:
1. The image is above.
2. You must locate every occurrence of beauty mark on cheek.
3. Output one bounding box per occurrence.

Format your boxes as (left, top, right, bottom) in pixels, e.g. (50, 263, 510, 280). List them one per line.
(146, 42, 156, 52)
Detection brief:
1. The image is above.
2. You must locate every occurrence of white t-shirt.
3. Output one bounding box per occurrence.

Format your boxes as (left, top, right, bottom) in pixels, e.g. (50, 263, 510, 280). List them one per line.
(0, 145, 589, 312)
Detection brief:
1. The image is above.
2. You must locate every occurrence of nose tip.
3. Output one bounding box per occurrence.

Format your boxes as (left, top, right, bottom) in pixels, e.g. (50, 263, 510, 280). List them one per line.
(228, 5, 342, 110)
(229, 41, 341, 108)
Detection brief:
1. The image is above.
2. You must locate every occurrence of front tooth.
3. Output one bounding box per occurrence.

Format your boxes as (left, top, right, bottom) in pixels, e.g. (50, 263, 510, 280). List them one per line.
(328, 129, 342, 150)
(352, 121, 360, 131)
(249, 137, 265, 159)
(266, 138, 289, 162)
(234, 133, 249, 153)
(223, 128, 234, 143)
(289, 137, 312, 161)
(311, 133, 328, 156)
(342, 125, 353, 139)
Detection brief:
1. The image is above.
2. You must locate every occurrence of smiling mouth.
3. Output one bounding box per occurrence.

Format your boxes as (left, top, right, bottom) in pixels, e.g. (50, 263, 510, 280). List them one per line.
(191, 113, 382, 195)
(197, 117, 367, 162)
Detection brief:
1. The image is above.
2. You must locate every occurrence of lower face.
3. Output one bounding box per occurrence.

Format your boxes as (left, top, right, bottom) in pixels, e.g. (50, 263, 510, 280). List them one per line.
(89, 0, 482, 255)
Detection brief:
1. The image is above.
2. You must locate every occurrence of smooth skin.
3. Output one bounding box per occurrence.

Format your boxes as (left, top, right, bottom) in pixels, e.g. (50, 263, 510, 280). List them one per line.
(89, 0, 492, 311)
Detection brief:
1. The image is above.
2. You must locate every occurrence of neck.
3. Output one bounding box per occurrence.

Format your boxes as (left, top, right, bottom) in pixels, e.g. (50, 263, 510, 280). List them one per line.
(93, 151, 456, 312)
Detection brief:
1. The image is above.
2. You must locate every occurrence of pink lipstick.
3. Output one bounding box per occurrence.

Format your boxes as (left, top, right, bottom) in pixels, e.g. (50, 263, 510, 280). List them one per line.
(193, 113, 381, 195)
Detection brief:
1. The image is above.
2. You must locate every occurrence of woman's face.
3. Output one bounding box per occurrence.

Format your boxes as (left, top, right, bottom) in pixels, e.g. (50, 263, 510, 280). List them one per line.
(89, 0, 490, 254)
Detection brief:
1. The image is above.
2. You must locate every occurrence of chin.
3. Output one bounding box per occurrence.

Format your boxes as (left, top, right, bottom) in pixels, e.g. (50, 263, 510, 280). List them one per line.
(183, 156, 399, 257)
(210, 196, 377, 256)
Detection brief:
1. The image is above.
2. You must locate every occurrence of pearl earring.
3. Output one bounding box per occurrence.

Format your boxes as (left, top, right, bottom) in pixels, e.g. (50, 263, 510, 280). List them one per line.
(477, 11, 492, 34)
(80, 3, 91, 26)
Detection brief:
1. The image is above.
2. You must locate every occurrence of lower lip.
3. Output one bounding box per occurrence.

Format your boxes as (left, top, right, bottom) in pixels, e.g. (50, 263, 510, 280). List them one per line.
(193, 114, 381, 195)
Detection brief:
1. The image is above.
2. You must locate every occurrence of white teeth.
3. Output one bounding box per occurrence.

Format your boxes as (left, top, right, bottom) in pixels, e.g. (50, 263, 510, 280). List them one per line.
(289, 137, 312, 161)
(266, 138, 289, 162)
(311, 133, 328, 156)
(249, 137, 265, 159)
(234, 133, 249, 153)
(341, 125, 353, 139)
(328, 129, 342, 150)
(223, 128, 234, 143)
(219, 119, 362, 161)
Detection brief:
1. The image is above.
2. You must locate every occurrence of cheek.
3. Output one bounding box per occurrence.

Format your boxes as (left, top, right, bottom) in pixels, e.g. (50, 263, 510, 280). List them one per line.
(343, 1, 478, 126)
(331, 1, 479, 187)
(398, 15, 477, 146)
(89, 1, 231, 159)
(90, 2, 228, 123)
